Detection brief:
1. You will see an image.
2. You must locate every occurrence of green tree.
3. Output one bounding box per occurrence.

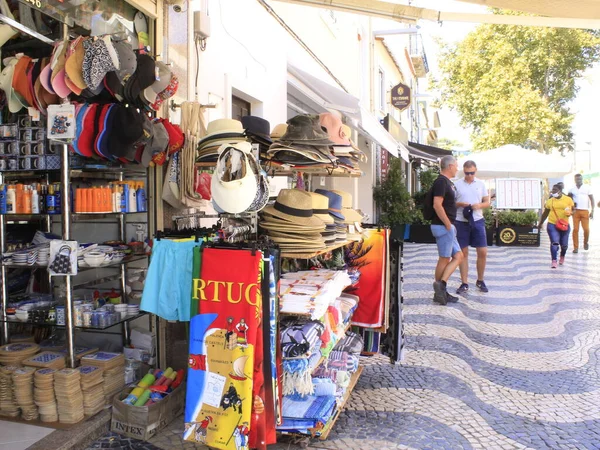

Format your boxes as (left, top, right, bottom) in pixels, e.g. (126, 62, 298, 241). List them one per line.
(434, 14, 600, 153)
(373, 157, 415, 225)
(436, 138, 464, 151)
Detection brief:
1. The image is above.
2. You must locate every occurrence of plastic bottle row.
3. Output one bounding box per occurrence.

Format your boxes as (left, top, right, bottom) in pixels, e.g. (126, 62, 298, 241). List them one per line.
(0, 181, 147, 215)
(74, 182, 146, 213)
(0, 182, 60, 214)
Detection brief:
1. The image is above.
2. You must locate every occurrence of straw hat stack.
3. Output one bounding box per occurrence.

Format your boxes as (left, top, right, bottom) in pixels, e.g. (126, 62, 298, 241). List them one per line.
(308, 192, 337, 246)
(315, 189, 348, 242)
(331, 189, 365, 241)
(267, 115, 335, 168)
(260, 189, 327, 253)
(197, 119, 248, 163)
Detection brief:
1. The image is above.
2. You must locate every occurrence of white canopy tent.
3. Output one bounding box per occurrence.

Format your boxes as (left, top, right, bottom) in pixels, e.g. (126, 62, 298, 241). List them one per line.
(457, 145, 573, 179)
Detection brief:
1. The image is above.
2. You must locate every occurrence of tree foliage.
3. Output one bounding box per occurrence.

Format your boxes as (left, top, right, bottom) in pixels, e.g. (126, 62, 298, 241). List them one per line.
(373, 157, 415, 225)
(436, 138, 464, 151)
(434, 14, 600, 153)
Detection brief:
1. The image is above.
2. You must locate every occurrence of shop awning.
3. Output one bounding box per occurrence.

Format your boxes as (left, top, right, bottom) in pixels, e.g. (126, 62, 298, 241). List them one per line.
(288, 65, 409, 161)
(288, 65, 361, 117)
(457, 145, 572, 178)
(408, 141, 453, 162)
(407, 146, 439, 163)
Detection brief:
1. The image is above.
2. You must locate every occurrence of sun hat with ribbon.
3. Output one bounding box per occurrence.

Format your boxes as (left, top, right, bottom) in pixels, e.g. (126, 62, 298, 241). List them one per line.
(199, 135, 248, 152)
(211, 145, 258, 214)
(262, 189, 324, 228)
(259, 216, 325, 232)
(198, 119, 245, 147)
(315, 189, 345, 221)
(330, 190, 364, 224)
(308, 192, 334, 224)
(319, 112, 350, 146)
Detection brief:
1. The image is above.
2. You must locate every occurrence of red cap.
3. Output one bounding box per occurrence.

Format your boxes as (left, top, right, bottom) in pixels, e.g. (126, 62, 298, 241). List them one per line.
(161, 119, 184, 154)
(78, 103, 99, 158)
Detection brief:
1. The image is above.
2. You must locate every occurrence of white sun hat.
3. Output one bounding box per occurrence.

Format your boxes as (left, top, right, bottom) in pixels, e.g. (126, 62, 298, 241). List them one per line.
(211, 145, 258, 214)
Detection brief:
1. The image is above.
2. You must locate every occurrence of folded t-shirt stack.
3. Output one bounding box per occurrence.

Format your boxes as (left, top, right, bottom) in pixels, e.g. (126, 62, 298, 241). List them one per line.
(280, 270, 352, 320)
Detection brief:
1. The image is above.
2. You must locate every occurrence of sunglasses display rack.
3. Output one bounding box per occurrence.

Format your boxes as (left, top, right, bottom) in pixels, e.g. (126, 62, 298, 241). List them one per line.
(0, 143, 150, 375)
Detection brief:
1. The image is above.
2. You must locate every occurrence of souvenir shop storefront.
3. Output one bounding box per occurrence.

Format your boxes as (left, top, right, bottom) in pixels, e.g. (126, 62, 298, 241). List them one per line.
(0, 1, 405, 448)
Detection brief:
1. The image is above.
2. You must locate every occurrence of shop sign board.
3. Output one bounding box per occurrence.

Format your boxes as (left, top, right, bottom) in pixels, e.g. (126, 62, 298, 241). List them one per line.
(496, 226, 540, 247)
(496, 178, 542, 210)
(391, 82, 411, 112)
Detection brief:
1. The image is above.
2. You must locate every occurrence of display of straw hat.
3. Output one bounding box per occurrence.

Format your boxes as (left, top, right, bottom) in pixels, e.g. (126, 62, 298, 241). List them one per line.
(262, 189, 324, 228)
(331, 190, 364, 224)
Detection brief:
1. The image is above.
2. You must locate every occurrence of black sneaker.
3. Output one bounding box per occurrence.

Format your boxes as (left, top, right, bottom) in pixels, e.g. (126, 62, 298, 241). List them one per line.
(433, 292, 448, 305)
(476, 280, 489, 293)
(446, 292, 459, 303)
(573, 248, 579, 253)
(433, 281, 448, 305)
(584, 244, 589, 251)
(456, 283, 469, 295)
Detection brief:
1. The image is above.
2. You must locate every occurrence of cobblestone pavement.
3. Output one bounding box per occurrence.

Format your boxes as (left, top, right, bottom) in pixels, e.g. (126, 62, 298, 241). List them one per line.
(88, 227, 600, 449)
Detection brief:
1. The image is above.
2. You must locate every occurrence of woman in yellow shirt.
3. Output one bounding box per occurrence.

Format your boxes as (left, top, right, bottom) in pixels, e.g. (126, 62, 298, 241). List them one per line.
(539, 184, 575, 268)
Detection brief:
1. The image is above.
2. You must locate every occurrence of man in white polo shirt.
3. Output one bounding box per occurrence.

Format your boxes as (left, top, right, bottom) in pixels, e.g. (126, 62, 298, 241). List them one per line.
(568, 174, 595, 253)
(454, 160, 490, 294)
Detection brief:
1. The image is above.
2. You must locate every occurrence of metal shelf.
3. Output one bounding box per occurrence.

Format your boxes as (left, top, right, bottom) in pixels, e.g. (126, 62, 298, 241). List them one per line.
(0, 144, 150, 368)
(2, 255, 147, 270)
(0, 312, 148, 331)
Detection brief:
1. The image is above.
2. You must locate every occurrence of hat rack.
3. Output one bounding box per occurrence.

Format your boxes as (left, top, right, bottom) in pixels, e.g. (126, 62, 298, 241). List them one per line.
(0, 13, 54, 45)
(170, 100, 217, 112)
(171, 210, 258, 235)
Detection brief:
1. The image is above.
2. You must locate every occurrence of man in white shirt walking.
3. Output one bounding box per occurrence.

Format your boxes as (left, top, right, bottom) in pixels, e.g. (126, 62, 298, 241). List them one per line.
(454, 161, 490, 294)
(568, 174, 595, 253)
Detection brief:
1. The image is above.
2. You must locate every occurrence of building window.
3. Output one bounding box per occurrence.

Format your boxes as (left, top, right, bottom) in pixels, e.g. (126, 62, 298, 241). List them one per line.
(232, 95, 251, 121)
(378, 69, 385, 112)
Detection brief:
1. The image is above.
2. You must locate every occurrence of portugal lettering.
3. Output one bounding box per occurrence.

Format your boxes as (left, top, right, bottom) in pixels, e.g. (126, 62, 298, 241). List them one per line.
(192, 279, 259, 306)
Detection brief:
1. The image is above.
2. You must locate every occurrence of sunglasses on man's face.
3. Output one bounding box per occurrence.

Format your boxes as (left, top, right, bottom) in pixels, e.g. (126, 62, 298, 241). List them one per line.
(464, 171, 476, 176)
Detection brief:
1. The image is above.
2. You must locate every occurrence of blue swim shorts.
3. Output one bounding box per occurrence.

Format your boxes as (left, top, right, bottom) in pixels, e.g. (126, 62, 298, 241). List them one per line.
(140, 239, 201, 322)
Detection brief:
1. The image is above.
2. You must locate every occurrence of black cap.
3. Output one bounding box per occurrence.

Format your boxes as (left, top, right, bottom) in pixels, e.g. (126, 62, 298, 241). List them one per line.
(106, 105, 145, 161)
(241, 116, 272, 145)
(124, 54, 156, 104)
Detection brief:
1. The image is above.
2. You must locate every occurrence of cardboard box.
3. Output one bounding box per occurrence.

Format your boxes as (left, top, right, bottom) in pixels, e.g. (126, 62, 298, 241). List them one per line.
(111, 382, 185, 441)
